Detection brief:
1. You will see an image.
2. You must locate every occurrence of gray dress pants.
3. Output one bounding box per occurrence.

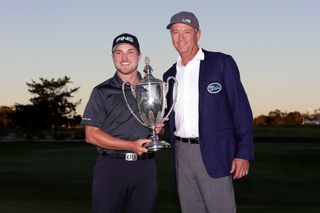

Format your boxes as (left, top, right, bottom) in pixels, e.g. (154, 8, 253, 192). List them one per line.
(175, 141, 236, 213)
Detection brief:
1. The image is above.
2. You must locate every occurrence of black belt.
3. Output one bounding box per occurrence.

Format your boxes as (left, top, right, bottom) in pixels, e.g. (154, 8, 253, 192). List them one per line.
(101, 152, 155, 161)
(176, 136, 200, 144)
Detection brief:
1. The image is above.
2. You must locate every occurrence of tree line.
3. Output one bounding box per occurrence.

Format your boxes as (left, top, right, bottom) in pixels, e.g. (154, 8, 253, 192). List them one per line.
(0, 76, 319, 130)
(253, 109, 320, 126)
(0, 76, 81, 130)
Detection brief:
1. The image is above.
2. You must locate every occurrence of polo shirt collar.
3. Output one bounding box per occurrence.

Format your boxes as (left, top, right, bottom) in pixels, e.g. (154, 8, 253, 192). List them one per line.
(112, 71, 143, 88)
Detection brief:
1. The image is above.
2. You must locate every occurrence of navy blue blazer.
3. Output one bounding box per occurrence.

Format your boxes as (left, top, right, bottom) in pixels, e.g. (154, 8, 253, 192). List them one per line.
(163, 49, 254, 178)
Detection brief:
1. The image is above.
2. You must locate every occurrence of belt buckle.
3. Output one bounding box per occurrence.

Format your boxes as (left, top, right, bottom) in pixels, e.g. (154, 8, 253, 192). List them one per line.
(125, 153, 138, 161)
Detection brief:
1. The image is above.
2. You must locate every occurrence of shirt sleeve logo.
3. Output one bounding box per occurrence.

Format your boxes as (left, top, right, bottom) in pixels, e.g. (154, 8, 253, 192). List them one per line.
(207, 82, 222, 94)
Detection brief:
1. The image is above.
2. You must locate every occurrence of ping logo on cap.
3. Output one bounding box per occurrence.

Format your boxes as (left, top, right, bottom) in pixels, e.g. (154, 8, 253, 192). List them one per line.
(207, 82, 222, 94)
(116, 36, 134, 43)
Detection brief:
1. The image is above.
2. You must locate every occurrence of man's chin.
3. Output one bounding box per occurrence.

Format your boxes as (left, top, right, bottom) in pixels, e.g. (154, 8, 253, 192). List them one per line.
(117, 69, 136, 75)
(176, 47, 188, 54)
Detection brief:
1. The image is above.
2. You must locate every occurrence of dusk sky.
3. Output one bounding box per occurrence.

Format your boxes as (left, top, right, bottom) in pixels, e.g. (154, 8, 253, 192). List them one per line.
(1, 0, 319, 117)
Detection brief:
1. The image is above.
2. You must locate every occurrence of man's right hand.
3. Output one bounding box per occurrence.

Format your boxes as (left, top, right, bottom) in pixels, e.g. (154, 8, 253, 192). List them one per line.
(85, 126, 151, 155)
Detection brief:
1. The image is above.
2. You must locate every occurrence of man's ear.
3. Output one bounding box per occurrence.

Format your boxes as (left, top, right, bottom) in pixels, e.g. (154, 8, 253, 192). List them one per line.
(197, 30, 201, 42)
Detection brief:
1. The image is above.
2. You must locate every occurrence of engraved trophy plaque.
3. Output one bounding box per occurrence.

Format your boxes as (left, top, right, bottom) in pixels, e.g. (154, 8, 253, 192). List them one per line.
(122, 57, 177, 152)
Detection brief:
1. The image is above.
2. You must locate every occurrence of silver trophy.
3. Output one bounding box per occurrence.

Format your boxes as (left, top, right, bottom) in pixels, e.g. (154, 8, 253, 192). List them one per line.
(122, 57, 177, 152)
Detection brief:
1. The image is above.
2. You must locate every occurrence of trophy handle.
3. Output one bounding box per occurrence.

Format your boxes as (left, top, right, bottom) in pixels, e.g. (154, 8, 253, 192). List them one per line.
(122, 81, 147, 127)
(163, 76, 178, 121)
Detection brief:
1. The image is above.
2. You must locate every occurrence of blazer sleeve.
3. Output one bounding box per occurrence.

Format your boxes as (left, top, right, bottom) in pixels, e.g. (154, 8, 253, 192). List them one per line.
(223, 55, 254, 161)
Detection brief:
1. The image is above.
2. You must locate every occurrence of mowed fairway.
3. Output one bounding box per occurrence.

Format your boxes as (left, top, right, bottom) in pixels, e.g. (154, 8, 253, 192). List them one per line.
(235, 143, 320, 213)
(0, 141, 320, 213)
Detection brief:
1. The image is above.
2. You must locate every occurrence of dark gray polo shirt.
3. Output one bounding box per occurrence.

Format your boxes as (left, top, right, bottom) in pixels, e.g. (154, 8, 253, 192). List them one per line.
(81, 72, 150, 154)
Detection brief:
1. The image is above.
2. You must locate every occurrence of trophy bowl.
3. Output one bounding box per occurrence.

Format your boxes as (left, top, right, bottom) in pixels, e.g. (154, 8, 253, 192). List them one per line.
(122, 57, 176, 152)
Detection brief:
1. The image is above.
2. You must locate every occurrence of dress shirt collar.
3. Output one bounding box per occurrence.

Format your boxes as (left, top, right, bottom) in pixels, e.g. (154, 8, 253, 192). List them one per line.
(177, 48, 204, 68)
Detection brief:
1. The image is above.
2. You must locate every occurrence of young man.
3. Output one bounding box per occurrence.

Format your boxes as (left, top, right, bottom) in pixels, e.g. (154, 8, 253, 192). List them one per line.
(81, 33, 157, 213)
(163, 11, 254, 213)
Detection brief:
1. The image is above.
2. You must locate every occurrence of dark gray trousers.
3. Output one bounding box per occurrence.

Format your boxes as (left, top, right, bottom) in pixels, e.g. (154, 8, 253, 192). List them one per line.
(92, 154, 157, 213)
(175, 141, 236, 213)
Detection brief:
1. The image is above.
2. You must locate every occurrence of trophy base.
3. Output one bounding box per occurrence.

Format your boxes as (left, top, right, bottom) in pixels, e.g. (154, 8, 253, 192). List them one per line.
(144, 140, 171, 152)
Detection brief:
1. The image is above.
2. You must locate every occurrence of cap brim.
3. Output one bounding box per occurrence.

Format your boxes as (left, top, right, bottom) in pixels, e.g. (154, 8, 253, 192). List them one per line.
(166, 23, 176, 29)
(112, 42, 139, 52)
(166, 22, 198, 30)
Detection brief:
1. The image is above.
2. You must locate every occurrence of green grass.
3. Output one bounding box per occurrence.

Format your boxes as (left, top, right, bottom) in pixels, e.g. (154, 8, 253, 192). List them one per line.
(1, 141, 320, 212)
(0, 142, 94, 213)
(253, 125, 320, 141)
(235, 143, 320, 213)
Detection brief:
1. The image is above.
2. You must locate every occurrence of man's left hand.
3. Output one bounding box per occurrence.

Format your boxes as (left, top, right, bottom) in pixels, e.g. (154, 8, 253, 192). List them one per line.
(154, 118, 168, 134)
(230, 158, 250, 180)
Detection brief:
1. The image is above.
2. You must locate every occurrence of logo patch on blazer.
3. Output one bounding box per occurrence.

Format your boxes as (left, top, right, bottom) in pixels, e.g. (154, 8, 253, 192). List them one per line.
(207, 82, 222, 94)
